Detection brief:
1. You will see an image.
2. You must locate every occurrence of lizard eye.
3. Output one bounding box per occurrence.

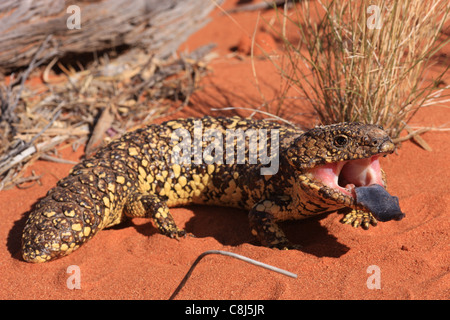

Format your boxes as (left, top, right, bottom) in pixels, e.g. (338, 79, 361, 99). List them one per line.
(333, 135, 348, 147)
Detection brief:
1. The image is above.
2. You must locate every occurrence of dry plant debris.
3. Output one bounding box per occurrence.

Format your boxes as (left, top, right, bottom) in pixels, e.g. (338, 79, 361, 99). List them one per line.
(0, 44, 217, 190)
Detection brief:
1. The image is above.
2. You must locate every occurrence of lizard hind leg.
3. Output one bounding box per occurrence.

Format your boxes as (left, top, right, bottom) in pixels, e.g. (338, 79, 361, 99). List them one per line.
(124, 193, 186, 239)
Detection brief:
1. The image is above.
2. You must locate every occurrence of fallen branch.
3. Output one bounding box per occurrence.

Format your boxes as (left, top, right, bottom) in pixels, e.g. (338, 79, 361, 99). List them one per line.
(0, 0, 223, 73)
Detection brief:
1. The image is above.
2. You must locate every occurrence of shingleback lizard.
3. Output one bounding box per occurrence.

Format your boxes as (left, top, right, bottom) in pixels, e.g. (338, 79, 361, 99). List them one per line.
(22, 116, 398, 263)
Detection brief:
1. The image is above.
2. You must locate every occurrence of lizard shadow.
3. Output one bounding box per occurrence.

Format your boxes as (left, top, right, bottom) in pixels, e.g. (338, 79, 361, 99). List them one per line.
(279, 214, 350, 258)
(152, 205, 350, 258)
(8, 206, 35, 261)
(10, 203, 349, 262)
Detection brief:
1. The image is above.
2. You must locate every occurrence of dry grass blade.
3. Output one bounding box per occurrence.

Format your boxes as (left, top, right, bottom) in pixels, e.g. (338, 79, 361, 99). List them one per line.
(265, 0, 450, 142)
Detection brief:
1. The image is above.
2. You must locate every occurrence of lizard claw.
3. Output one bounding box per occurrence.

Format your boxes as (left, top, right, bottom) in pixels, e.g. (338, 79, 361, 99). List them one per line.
(341, 210, 378, 229)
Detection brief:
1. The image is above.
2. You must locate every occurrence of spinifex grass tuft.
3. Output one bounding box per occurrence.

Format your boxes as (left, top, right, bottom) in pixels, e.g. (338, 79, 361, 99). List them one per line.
(268, 0, 450, 140)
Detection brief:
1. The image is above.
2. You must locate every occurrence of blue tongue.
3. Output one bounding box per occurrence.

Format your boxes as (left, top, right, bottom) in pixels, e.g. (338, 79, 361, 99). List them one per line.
(355, 184, 405, 222)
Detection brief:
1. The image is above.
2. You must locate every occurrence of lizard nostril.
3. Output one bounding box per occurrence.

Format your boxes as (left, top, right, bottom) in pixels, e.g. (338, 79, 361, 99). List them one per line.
(371, 139, 379, 147)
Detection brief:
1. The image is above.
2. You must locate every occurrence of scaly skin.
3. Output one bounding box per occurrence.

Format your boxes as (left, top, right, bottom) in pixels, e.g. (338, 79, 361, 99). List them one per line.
(21, 116, 396, 262)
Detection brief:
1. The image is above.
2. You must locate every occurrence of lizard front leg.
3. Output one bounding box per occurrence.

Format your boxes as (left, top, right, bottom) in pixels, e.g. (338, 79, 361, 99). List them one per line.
(339, 208, 378, 229)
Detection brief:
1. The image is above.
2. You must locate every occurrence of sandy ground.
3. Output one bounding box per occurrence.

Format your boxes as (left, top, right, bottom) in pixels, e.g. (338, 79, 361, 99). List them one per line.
(0, 0, 449, 299)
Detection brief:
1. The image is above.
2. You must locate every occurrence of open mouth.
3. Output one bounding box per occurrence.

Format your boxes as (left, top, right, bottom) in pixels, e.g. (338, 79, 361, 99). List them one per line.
(307, 155, 384, 199)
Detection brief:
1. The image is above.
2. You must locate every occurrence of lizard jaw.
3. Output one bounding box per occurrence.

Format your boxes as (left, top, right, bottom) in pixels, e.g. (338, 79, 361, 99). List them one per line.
(306, 155, 385, 200)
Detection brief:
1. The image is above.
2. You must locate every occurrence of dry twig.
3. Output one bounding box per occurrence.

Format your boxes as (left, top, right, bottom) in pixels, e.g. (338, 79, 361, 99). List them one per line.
(169, 250, 297, 300)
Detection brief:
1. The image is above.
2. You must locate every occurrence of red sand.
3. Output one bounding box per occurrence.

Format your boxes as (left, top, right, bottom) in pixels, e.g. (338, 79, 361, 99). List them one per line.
(0, 0, 449, 300)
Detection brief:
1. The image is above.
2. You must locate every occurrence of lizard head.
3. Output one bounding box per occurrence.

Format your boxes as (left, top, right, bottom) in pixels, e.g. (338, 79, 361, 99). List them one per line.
(286, 122, 395, 206)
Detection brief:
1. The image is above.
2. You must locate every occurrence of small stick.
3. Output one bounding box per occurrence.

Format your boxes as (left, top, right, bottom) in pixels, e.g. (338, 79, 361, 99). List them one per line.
(0, 108, 62, 171)
(169, 250, 297, 300)
(28, 108, 62, 146)
(10, 35, 53, 115)
(0, 135, 70, 176)
(392, 125, 432, 150)
(211, 106, 298, 128)
(38, 154, 78, 165)
(15, 174, 43, 189)
(225, 0, 292, 14)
